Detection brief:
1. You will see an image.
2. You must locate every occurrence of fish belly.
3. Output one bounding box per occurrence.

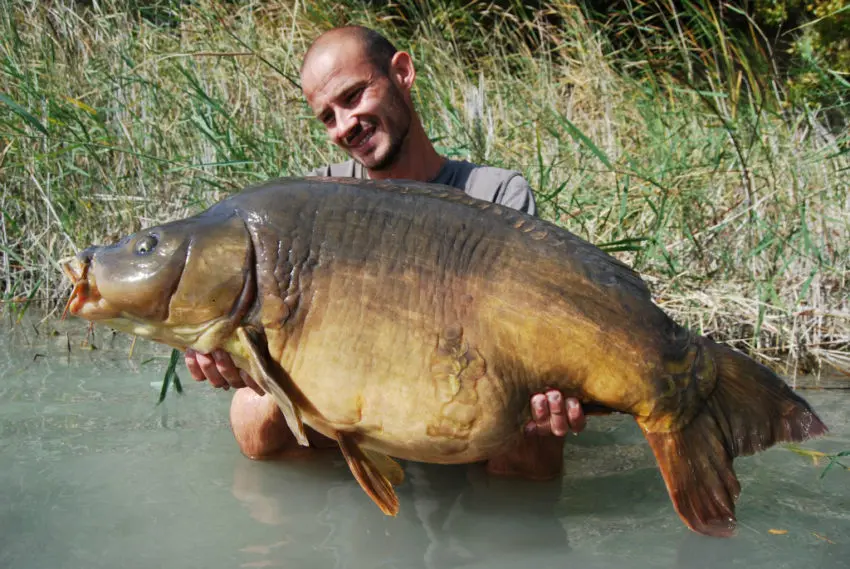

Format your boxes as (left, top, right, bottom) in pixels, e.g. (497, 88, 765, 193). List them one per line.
(269, 309, 523, 464)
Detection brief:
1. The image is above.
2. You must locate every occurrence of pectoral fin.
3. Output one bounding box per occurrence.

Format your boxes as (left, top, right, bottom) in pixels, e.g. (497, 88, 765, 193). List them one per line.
(236, 326, 309, 447)
(336, 432, 401, 516)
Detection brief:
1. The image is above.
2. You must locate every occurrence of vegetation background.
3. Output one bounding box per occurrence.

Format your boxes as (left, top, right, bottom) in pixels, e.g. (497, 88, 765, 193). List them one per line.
(1, 0, 848, 382)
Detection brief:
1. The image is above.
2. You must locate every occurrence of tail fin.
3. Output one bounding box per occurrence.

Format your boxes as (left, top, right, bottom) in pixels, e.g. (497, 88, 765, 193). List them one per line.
(641, 340, 828, 537)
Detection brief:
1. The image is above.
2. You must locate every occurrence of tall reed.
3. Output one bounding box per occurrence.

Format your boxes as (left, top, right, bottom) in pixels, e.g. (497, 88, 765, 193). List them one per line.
(1, 0, 847, 377)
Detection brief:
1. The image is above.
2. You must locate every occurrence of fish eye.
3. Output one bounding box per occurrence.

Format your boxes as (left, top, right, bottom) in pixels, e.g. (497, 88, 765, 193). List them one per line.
(135, 234, 158, 256)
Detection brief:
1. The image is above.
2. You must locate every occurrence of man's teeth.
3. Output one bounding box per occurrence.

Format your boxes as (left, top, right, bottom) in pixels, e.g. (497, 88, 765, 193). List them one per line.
(352, 128, 373, 148)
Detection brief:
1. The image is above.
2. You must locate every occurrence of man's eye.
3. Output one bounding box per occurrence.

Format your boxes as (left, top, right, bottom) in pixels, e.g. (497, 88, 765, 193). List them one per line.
(320, 113, 335, 126)
(345, 87, 364, 105)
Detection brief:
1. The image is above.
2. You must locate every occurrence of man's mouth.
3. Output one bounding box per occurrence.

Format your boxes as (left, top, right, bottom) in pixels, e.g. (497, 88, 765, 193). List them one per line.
(346, 123, 376, 150)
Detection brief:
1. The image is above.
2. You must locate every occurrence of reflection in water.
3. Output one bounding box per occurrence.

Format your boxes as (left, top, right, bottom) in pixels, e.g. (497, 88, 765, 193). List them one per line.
(1, 321, 848, 569)
(228, 452, 571, 569)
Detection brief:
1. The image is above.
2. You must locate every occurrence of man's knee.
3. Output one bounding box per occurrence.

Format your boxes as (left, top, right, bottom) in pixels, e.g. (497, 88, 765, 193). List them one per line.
(486, 435, 565, 481)
(229, 389, 294, 459)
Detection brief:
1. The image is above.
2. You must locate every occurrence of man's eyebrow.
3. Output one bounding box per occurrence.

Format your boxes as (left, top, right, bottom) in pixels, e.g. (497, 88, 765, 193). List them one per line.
(336, 79, 367, 100)
(312, 78, 370, 119)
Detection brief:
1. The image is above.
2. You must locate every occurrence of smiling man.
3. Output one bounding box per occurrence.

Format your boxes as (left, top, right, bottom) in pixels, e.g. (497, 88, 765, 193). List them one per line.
(185, 26, 586, 481)
(301, 26, 535, 212)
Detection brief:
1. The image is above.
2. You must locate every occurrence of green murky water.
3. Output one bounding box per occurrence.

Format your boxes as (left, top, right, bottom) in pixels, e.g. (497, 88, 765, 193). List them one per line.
(1, 319, 847, 568)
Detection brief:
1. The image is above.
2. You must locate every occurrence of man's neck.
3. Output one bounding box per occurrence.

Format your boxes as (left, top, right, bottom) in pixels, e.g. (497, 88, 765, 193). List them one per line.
(366, 123, 446, 183)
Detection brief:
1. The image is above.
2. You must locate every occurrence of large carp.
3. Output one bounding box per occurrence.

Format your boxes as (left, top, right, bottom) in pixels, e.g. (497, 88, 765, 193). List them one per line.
(64, 177, 826, 537)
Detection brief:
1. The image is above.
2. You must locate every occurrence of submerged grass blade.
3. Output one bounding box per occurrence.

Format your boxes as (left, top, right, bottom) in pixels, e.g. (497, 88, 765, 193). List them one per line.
(786, 445, 850, 479)
(157, 348, 184, 404)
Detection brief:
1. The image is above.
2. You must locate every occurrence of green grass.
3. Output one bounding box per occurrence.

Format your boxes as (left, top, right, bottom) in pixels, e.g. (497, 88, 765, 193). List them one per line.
(786, 445, 850, 478)
(1, 0, 848, 380)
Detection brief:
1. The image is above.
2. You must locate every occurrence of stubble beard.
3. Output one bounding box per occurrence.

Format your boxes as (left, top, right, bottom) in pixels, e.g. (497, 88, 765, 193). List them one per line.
(358, 85, 412, 172)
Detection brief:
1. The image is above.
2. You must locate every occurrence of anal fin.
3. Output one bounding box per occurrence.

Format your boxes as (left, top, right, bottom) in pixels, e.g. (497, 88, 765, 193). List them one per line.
(336, 432, 401, 516)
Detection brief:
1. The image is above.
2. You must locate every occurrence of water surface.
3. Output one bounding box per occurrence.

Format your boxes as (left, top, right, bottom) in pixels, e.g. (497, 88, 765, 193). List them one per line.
(1, 320, 847, 568)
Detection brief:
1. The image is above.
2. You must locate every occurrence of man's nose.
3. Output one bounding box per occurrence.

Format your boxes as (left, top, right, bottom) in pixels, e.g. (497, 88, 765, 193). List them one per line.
(332, 110, 358, 144)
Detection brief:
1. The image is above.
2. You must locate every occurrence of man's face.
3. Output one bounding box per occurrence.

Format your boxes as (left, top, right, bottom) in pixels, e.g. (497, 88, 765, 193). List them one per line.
(301, 44, 412, 171)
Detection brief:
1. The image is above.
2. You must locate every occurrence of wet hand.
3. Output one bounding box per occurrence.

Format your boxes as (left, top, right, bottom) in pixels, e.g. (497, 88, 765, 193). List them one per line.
(184, 348, 265, 396)
(525, 390, 585, 437)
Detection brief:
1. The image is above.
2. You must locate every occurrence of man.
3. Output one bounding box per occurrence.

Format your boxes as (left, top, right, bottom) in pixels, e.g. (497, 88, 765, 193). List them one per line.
(186, 26, 586, 480)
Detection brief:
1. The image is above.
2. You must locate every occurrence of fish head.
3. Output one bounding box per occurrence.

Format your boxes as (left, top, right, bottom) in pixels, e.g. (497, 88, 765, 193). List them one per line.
(63, 211, 255, 351)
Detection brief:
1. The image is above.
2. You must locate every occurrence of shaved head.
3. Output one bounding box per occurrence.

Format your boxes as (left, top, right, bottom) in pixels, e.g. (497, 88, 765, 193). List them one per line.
(300, 26, 418, 172)
(301, 26, 398, 79)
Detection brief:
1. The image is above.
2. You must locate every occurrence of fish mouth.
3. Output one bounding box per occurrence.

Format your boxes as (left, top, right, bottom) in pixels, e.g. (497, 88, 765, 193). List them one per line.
(61, 256, 90, 320)
(61, 255, 117, 321)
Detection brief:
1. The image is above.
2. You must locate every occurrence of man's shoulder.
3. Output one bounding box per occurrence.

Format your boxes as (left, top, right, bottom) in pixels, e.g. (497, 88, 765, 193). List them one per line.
(440, 159, 535, 215)
(304, 157, 535, 215)
(440, 159, 526, 186)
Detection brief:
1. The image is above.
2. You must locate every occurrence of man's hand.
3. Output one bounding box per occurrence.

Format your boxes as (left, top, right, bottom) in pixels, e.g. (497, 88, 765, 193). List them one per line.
(526, 390, 586, 437)
(185, 348, 265, 396)
(186, 350, 587, 438)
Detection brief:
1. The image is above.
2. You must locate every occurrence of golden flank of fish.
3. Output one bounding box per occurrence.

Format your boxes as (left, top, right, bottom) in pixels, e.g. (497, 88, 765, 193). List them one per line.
(63, 177, 827, 537)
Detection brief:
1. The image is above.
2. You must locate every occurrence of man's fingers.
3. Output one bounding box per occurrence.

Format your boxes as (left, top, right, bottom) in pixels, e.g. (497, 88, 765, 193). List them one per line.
(212, 350, 245, 388)
(546, 390, 568, 437)
(186, 348, 260, 395)
(195, 352, 228, 389)
(531, 393, 550, 432)
(566, 397, 586, 434)
(185, 349, 206, 381)
(524, 391, 585, 438)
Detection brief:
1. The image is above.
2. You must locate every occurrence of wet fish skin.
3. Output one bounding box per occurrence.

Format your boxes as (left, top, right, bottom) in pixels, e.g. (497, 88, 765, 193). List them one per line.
(65, 177, 827, 537)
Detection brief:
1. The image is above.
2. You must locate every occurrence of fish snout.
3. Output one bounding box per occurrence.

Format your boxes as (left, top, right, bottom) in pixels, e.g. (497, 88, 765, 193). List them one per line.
(77, 245, 98, 265)
(61, 248, 100, 320)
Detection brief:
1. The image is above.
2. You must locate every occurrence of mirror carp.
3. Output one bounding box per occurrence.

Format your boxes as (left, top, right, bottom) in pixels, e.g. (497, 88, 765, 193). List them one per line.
(64, 177, 827, 537)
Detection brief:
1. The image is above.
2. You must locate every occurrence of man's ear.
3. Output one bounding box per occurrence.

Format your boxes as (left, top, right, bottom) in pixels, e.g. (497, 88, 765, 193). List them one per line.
(388, 51, 415, 93)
